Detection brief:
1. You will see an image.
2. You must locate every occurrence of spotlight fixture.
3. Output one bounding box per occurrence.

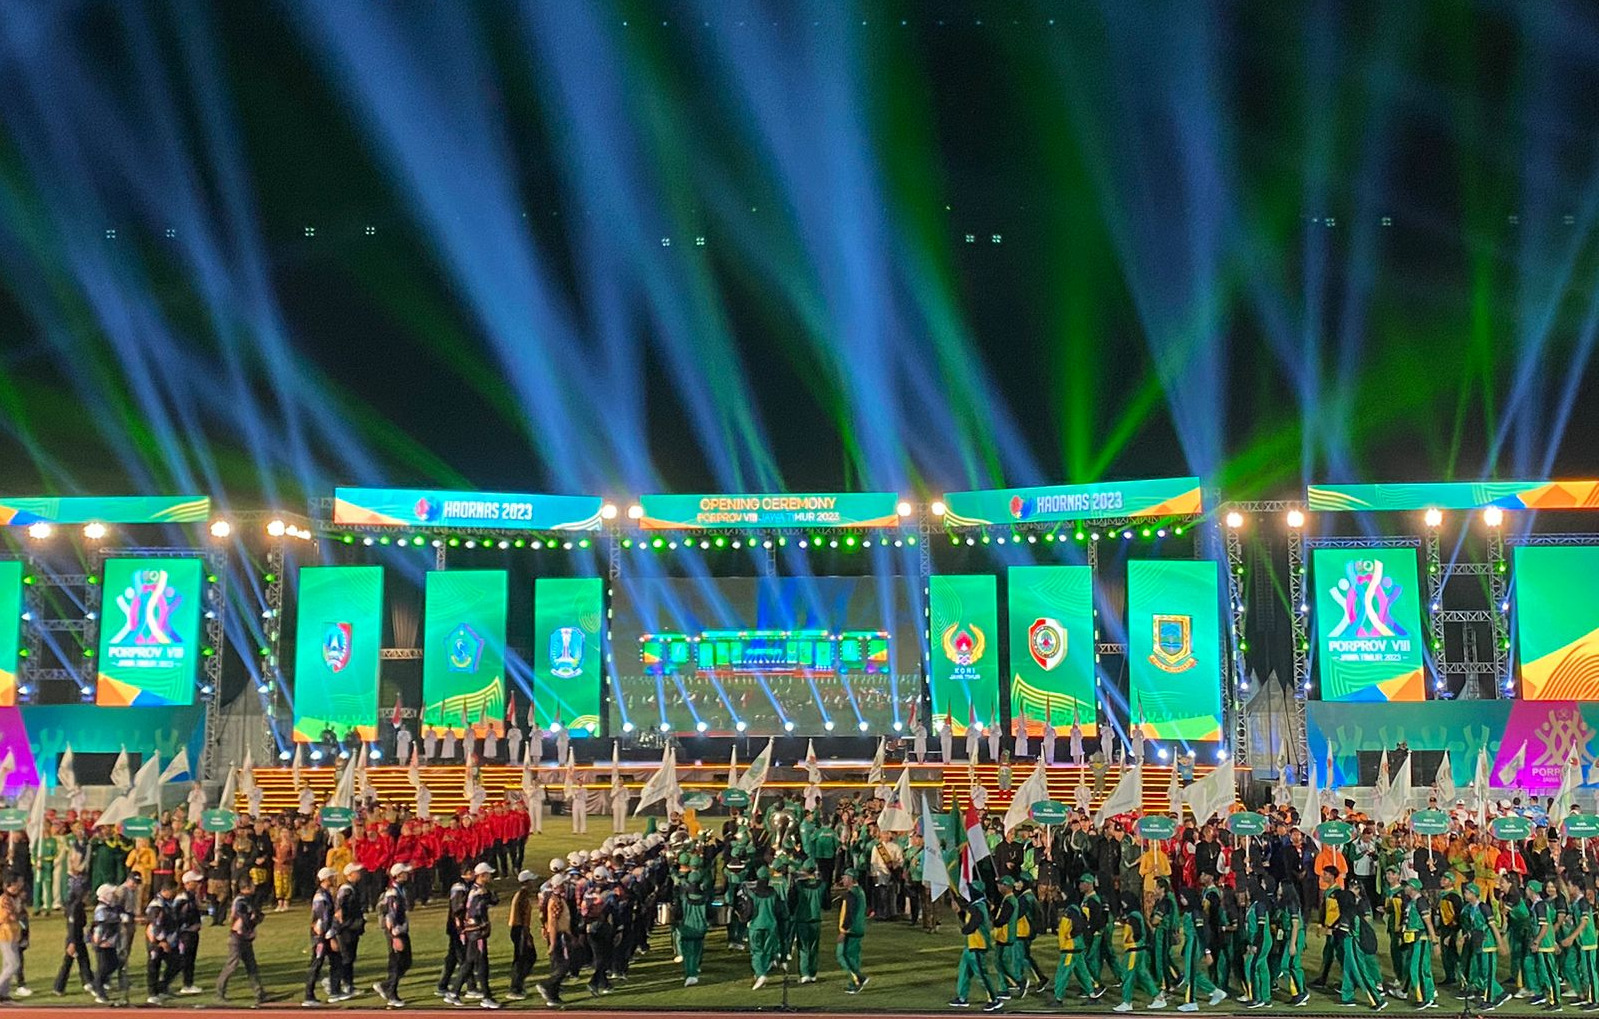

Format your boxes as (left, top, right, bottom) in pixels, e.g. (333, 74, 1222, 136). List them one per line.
(266, 519, 286, 537)
(1285, 509, 1305, 529)
(735, 720, 748, 732)
(1423, 508, 1443, 528)
(27, 522, 52, 540)
(600, 503, 619, 520)
(82, 522, 106, 540)
(896, 501, 913, 517)
(1224, 511, 1243, 529)
(621, 722, 635, 734)
(1482, 506, 1505, 527)
(627, 504, 644, 520)
(857, 721, 869, 732)
(930, 500, 947, 517)
(823, 720, 835, 732)
(209, 520, 232, 538)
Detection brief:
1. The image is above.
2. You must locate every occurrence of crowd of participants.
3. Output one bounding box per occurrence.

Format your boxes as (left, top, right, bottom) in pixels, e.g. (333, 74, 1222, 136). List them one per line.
(0, 766, 1591, 1012)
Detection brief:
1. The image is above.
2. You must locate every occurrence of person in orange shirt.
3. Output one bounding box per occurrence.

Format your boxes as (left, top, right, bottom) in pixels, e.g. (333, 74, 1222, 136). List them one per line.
(1313, 838, 1348, 894)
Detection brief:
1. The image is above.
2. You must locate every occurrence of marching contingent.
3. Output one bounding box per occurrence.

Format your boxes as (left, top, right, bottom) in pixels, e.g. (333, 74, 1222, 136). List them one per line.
(0, 725, 1593, 1015)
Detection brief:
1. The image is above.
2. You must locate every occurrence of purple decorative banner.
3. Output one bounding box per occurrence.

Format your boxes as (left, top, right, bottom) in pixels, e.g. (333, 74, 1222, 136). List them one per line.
(1493, 700, 1597, 792)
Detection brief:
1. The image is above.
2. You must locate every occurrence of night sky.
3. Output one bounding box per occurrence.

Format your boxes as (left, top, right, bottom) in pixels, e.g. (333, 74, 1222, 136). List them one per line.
(2, 1, 1597, 505)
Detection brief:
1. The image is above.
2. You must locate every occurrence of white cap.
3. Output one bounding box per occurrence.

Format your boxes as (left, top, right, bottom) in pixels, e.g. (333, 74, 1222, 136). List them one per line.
(549, 858, 566, 871)
(518, 870, 536, 883)
(389, 863, 412, 878)
(344, 862, 364, 876)
(180, 870, 203, 883)
(317, 867, 337, 881)
(96, 883, 117, 903)
(592, 867, 610, 882)
(550, 873, 567, 887)
(473, 862, 494, 876)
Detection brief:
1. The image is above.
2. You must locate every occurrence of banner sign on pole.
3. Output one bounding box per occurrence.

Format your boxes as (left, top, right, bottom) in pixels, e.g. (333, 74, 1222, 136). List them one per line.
(1306, 481, 1599, 513)
(940, 478, 1203, 526)
(1136, 815, 1177, 840)
(636, 493, 903, 530)
(0, 496, 210, 525)
(333, 488, 603, 531)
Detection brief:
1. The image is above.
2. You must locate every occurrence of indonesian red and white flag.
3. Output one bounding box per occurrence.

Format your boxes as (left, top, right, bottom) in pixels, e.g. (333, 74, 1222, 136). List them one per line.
(964, 801, 991, 864)
(390, 694, 403, 729)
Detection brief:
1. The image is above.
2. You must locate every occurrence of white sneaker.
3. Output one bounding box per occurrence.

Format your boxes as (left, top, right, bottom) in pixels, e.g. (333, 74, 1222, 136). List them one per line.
(673, 956, 683, 963)
(1210, 989, 1229, 1006)
(1151, 996, 1169, 1010)
(684, 977, 699, 987)
(1115, 1003, 1134, 1013)
(1178, 1004, 1200, 1012)
(13, 988, 31, 999)
(148, 997, 165, 1006)
(753, 976, 768, 990)
(179, 986, 202, 996)
(464, 991, 485, 1001)
(800, 976, 816, 985)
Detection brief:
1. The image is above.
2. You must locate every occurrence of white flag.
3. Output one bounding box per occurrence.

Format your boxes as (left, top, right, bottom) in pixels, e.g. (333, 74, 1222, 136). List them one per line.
(1496, 741, 1527, 786)
(1473, 746, 1491, 827)
(521, 741, 538, 804)
(728, 744, 739, 789)
(1167, 761, 1184, 816)
(634, 745, 680, 815)
(96, 791, 138, 831)
(407, 743, 422, 790)
(292, 742, 304, 790)
(327, 749, 358, 810)
(1013, 699, 1028, 758)
(879, 764, 915, 832)
(1069, 709, 1084, 762)
(1376, 750, 1391, 795)
(1434, 750, 1457, 803)
(1094, 764, 1143, 825)
(921, 793, 952, 903)
(131, 753, 160, 806)
(57, 744, 77, 793)
(804, 739, 821, 784)
(218, 760, 238, 814)
(1297, 754, 1320, 829)
(868, 738, 886, 790)
(1185, 760, 1237, 826)
(1554, 747, 1582, 819)
(611, 741, 623, 791)
(239, 747, 257, 794)
(739, 739, 774, 794)
(186, 782, 206, 821)
(1377, 757, 1412, 823)
(110, 746, 131, 791)
(25, 781, 47, 851)
(159, 748, 192, 785)
(1003, 758, 1050, 834)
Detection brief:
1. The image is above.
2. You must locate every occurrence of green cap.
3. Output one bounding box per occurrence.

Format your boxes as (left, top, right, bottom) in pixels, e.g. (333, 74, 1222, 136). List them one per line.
(1078, 874, 1096, 887)
(1527, 880, 1543, 893)
(999, 876, 1016, 888)
(799, 859, 817, 874)
(687, 869, 704, 885)
(677, 852, 691, 866)
(756, 866, 771, 881)
(1406, 879, 1422, 891)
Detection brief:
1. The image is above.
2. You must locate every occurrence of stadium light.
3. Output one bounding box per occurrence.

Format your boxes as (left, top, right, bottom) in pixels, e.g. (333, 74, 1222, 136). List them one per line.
(823, 720, 835, 732)
(209, 520, 232, 539)
(1285, 509, 1305, 529)
(600, 503, 619, 520)
(266, 519, 286, 537)
(930, 500, 947, 517)
(896, 501, 913, 517)
(1482, 506, 1505, 527)
(1423, 508, 1443, 528)
(1224, 511, 1243, 529)
(783, 721, 795, 732)
(621, 722, 635, 734)
(82, 522, 106, 540)
(627, 504, 644, 520)
(695, 721, 708, 733)
(27, 522, 52, 540)
(735, 720, 748, 733)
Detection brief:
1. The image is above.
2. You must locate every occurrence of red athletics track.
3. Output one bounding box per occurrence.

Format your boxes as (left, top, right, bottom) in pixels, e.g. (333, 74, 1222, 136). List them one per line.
(1, 1009, 1366, 1017)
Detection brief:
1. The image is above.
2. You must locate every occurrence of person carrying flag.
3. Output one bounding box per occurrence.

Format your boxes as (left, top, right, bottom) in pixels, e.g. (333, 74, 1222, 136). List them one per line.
(950, 881, 1002, 1010)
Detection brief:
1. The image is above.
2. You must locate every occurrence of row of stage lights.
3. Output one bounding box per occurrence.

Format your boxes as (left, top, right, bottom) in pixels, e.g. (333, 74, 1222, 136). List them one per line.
(952, 525, 1186, 545)
(622, 534, 919, 551)
(1222, 507, 1508, 529)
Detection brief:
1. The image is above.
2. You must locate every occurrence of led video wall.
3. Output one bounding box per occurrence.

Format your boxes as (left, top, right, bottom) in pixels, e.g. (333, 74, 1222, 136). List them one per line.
(95, 557, 203, 707)
(611, 576, 916, 735)
(422, 570, 508, 736)
(1126, 560, 1225, 740)
(1312, 547, 1426, 702)
(292, 566, 384, 742)
(1515, 546, 1599, 701)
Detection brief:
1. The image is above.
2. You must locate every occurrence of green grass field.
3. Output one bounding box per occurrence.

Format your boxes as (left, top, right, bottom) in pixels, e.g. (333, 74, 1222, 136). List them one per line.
(10, 820, 1544, 1012)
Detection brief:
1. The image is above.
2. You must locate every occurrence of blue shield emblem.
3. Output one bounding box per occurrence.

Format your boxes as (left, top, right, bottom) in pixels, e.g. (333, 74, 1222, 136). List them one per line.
(1149, 614, 1196, 673)
(446, 623, 483, 673)
(549, 627, 584, 679)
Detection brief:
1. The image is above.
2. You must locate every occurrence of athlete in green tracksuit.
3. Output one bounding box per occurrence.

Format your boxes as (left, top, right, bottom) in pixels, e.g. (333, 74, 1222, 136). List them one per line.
(994, 879, 1024, 995)
(1176, 888, 1225, 1011)
(953, 882, 1002, 1010)
(748, 868, 788, 988)
(1460, 884, 1506, 1008)
(1150, 878, 1180, 992)
(835, 871, 868, 992)
(1079, 875, 1111, 990)
(1332, 878, 1384, 1009)
(1569, 880, 1599, 1009)
(1504, 879, 1535, 997)
(1201, 878, 1233, 996)
(1117, 893, 1166, 1009)
(1404, 880, 1437, 1007)
(677, 874, 709, 986)
(1017, 878, 1046, 989)
(1274, 883, 1309, 1006)
(1532, 881, 1563, 1007)
(726, 837, 752, 949)
(789, 860, 827, 983)
(1240, 884, 1274, 1008)
(1052, 900, 1104, 1003)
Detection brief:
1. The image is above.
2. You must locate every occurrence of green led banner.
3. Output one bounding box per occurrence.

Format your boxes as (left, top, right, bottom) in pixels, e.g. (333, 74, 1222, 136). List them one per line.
(1515, 546, 1599, 700)
(1126, 559, 1224, 740)
(0, 496, 209, 525)
(1312, 547, 1427, 702)
(942, 477, 1202, 527)
(1307, 481, 1599, 512)
(292, 566, 384, 742)
(1007, 565, 1096, 734)
(637, 493, 902, 530)
(333, 487, 603, 530)
(0, 562, 20, 708)
(929, 575, 999, 735)
(422, 570, 508, 736)
(533, 577, 603, 735)
(96, 558, 203, 707)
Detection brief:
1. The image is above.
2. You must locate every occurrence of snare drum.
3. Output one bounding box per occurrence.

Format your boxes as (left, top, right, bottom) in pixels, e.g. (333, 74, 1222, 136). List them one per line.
(709, 901, 731, 926)
(657, 901, 676, 925)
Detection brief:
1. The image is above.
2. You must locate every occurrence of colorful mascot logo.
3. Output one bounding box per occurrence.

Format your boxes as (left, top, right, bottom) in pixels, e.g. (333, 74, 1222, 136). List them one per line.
(412, 496, 441, 523)
(941, 623, 987, 684)
(108, 568, 184, 649)
(1327, 557, 1408, 639)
